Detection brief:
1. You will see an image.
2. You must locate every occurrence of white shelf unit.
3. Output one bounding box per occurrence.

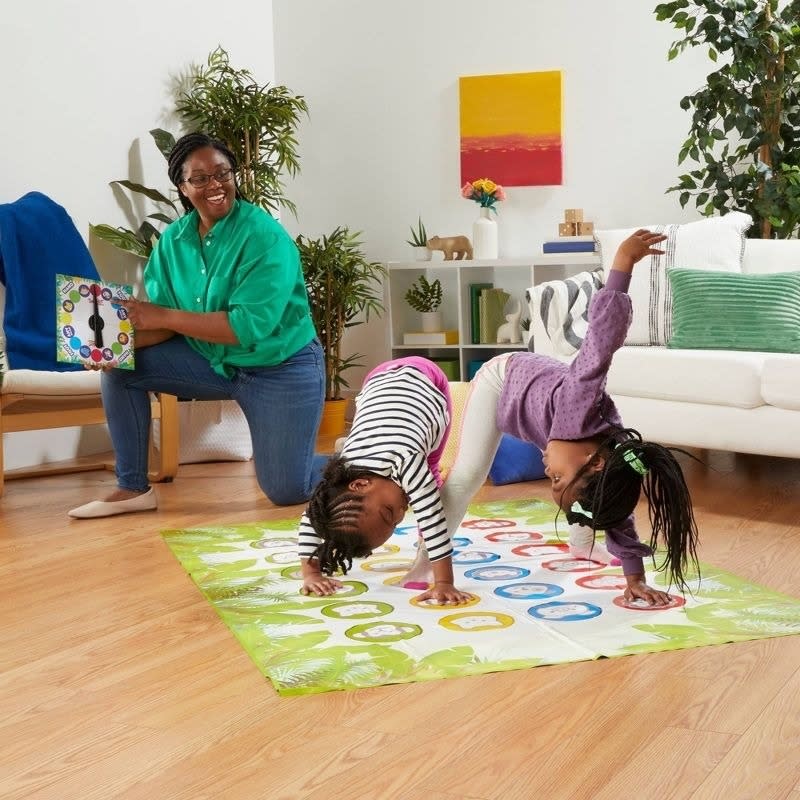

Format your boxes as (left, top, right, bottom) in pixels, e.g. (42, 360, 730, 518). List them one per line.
(385, 254, 600, 380)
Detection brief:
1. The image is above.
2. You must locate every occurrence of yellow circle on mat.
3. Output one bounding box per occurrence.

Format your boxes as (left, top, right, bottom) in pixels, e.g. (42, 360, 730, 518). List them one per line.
(410, 593, 480, 610)
(360, 558, 413, 573)
(438, 611, 515, 632)
(371, 543, 401, 555)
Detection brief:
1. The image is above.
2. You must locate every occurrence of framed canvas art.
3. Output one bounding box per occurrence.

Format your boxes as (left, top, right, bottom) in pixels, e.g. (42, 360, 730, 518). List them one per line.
(459, 70, 563, 187)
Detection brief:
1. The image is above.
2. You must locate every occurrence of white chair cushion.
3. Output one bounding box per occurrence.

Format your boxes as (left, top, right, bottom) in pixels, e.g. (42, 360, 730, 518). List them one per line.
(1, 368, 102, 396)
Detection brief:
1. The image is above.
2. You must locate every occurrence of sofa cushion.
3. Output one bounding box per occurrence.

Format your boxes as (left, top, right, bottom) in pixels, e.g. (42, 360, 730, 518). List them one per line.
(594, 212, 751, 346)
(526, 269, 603, 357)
(742, 239, 800, 275)
(608, 346, 767, 409)
(761, 356, 800, 411)
(667, 269, 800, 353)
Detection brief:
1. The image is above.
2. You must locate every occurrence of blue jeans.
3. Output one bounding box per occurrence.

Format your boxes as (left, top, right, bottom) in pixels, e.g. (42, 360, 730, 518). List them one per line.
(101, 336, 326, 505)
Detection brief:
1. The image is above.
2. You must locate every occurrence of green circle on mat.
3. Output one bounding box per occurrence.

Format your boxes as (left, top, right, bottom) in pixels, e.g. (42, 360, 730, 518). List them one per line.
(320, 600, 393, 619)
(345, 621, 422, 642)
(111, 342, 123, 355)
(281, 565, 304, 580)
(252, 537, 296, 550)
(332, 581, 368, 597)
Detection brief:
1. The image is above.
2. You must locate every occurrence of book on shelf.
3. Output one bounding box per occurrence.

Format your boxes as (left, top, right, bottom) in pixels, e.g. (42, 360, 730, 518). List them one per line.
(430, 357, 460, 380)
(542, 239, 597, 254)
(402, 329, 459, 345)
(469, 282, 493, 344)
(479, 287, 510, 344)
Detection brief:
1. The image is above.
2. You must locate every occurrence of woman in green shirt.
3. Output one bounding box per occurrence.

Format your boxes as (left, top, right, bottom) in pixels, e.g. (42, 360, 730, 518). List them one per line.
(69, 133, 325, 518)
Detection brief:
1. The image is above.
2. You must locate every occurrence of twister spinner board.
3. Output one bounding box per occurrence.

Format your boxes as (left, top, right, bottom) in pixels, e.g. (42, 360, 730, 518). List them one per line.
(56, 274, 135, 369)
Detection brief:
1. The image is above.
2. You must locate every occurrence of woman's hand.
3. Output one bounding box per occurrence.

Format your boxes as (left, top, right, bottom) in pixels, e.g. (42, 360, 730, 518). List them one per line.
(117, 298, 172, 331)
(413, 582, 472, 605)
(612, 229, 668, 273)
(624, 574, 672, 606)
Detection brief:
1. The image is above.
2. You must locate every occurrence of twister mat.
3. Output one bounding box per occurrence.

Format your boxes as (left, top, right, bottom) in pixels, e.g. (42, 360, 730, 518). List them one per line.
(162, 499, 800, 696)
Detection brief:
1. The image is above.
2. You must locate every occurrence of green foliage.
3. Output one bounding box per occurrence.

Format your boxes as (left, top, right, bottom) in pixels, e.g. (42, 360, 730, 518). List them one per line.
(655, 0, 800, 238)
(520, 317, 531, 331)
(92, 46, 308, 258)
(297, 227, 386, 400)
(90, 136, 182, 257)
(404, 274, 442, 313)
(406, 216, 429, 247)
(176, 46, 308, 217)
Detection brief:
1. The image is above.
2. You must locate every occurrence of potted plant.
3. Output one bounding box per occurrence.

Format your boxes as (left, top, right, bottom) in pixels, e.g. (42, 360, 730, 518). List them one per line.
(655, 0, 800, 238)
(297, 226, 386, 435)
(406, 216, 431, 261)
(91, 46, 308, 257)
(520, 317, 532, 348)
(405, 274, 443, 333)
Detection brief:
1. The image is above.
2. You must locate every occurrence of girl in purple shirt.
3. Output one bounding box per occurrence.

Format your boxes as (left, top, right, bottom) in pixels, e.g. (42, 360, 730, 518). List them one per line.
(436, 230, 699, 605)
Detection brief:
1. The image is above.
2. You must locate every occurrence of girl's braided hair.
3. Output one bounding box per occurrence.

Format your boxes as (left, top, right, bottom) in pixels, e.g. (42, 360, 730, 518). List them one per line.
(167, 132, 244, 213)
(564, 427, 700, 592)
(307, 456, 374, 576)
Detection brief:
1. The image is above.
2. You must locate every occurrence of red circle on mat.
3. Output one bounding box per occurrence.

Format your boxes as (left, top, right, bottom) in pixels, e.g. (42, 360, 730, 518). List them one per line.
(485, 530, 543, 543)
(90, 349, 103, 362)
(512, 543, 569, 558)
(541, 557, 606, 572)
(613, 594, 686, 611)
(575, 574, 628, 591)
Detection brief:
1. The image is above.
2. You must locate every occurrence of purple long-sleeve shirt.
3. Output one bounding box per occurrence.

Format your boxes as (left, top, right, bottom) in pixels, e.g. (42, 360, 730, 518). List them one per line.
(496, 269, 652, 576)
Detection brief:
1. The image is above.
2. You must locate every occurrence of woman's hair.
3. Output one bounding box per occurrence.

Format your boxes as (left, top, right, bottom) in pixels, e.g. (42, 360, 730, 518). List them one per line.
(564, 428, 700, 591)
(307, 456, 374, 576)
(167, 132, 242, 213)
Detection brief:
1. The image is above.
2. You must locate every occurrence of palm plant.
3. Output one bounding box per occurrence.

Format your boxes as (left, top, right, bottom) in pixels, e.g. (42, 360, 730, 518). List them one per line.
(296, 227, 386, 401)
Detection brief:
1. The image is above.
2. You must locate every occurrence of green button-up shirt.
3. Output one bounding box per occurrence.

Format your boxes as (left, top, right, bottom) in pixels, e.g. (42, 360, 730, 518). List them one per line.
(144, 200, 316, 377)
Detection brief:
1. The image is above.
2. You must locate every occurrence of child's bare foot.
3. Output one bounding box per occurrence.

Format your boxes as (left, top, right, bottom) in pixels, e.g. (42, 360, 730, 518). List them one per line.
(401, 541, 433, 588)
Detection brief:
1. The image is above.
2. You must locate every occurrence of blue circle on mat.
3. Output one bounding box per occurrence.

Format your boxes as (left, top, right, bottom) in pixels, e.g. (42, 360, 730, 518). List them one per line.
(453, 537, 472, 548)
(393, 524, 416, 537)
(527, 601, 602, 622)
(495, 582, 564, 600)
(453, 551, 501, 565)
(465, 565, 530, 581)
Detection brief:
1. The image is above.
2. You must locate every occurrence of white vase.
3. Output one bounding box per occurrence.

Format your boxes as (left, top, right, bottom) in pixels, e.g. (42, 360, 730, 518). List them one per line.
(473, 207, 498, 260)
(412, 246, 432, 262)
(420, 310, 443, 332)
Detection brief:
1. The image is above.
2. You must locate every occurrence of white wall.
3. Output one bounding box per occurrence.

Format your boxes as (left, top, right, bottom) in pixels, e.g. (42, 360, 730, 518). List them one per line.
(1, 0, 275, 470)
(272, 0, 711, 390)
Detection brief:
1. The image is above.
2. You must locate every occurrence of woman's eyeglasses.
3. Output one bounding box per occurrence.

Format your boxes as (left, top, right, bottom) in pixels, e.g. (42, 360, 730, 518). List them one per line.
(182, 169, 234, 188)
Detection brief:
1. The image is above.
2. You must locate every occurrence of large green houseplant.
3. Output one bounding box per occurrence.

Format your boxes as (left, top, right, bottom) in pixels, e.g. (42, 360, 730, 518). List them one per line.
(296, 227, 386, 417)
(91, 46, 308, 257)
(655, 0, 800, 238)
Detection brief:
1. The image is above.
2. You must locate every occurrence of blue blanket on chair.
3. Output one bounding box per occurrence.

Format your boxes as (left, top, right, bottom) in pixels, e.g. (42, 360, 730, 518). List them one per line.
(0, 192, 101, 371)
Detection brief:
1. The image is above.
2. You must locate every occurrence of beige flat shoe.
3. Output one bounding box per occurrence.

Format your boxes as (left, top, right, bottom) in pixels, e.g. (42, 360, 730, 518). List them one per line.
(68, 488, 157, 519)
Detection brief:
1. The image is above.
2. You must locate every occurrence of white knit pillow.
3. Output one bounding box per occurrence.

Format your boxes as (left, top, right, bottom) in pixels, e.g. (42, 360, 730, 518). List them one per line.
(594, 212, 752, 345)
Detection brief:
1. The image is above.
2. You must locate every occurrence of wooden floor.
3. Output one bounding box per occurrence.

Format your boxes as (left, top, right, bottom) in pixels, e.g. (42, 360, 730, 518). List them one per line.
(2, 446, 800, 800)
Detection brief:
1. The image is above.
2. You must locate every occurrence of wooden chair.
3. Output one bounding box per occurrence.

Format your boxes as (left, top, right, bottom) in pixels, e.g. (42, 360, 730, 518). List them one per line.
(0, 368, 179, 495)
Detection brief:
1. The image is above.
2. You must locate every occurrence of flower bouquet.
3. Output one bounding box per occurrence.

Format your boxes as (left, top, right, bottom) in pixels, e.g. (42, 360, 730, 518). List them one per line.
(461, 178, 506, 213)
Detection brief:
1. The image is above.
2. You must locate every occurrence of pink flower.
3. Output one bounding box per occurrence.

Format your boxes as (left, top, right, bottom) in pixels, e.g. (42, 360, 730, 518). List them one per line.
(494, 186, 506, 201)
(461, 182, 475, 199)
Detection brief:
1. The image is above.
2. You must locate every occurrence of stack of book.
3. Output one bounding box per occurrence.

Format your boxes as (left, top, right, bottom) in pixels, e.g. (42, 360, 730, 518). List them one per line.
(541, 235, 597, 254)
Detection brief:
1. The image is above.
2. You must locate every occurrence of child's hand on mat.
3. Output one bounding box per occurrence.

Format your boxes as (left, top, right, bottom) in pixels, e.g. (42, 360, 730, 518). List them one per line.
(624, 575, 672, 606)
(414, 582, 472, 605)
(301, 574, 343, 596)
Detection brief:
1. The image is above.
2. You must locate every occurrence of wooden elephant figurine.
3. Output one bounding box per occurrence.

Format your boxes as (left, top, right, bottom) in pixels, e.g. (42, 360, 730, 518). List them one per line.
(426, 235, 473, 261)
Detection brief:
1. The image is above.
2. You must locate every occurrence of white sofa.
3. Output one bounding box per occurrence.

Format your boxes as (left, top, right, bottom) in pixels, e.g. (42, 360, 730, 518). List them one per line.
(531, 238, 800, 459)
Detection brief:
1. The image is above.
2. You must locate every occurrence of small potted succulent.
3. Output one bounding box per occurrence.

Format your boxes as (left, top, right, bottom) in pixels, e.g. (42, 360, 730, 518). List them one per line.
(406, 217, 431, 261)
(520, 316, 532, 348)
(405, 274, 443, 332)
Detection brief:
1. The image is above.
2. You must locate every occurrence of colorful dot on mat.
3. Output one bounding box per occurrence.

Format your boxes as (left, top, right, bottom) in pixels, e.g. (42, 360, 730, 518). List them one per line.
(69, 290, 81, 303)
(612, 594, 685, 611)
(70, 336, 81, 350)
(90, 349, 103, 362)
(111, 342, 123, 355)
(411, 593, 480, 610)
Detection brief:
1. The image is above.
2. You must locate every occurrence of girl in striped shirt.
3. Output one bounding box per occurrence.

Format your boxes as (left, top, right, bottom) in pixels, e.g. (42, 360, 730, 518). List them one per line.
(298, 356, 471, 604)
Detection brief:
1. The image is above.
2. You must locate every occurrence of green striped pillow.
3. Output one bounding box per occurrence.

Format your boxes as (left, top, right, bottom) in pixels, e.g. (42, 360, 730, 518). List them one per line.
(667, 268, 800, 353)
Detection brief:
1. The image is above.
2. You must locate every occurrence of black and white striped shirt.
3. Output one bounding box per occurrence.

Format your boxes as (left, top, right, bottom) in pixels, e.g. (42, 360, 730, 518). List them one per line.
(298, 365, 451, 562)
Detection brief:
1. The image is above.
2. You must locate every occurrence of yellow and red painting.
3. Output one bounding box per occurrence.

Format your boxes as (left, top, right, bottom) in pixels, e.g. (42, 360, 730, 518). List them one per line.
(459, 70, 563, 187)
